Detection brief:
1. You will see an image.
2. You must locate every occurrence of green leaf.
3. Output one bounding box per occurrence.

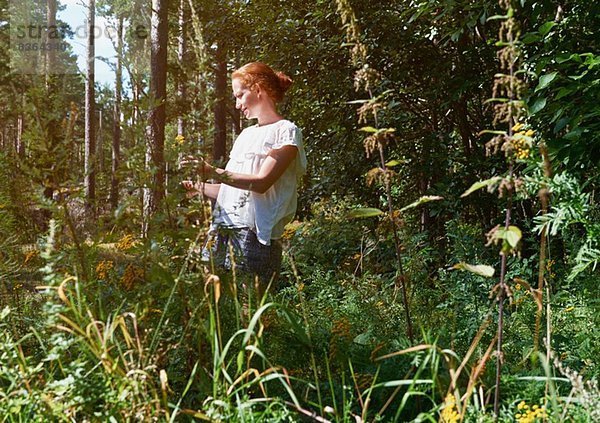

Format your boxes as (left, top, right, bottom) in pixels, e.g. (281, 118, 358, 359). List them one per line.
(236, 350, 244, 372)
(453, 262, 495, 278)
(529, 97, 547, 114)
(555, 86, 575, 100)
(535, 72, 558, 92)
(521, 32, 541, 44)
(487, 14, 509, 21)
(353, 332, 371, 345)
(539, 21, 556, 36)
(359, 126, 378, 133)
(461, 177, 501, 198)
(506, 226, 522, 248)
(564, 128, 583, 140)
(479, 130, 508, 135)
(385, 159, 404, 167)
(346, 208, 384, 219)
(400, 196, 443, 212)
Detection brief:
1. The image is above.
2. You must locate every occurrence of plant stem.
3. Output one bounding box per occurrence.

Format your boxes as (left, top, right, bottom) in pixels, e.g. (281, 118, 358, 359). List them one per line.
(377, 142, 414, 343)
(493, 178, 512, 416)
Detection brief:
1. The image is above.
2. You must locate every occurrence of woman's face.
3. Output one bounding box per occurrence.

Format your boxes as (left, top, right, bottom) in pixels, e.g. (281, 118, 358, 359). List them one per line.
(232, 78, 261, 120)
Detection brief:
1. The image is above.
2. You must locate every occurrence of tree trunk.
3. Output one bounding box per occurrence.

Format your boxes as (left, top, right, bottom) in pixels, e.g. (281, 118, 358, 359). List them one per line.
(111, 15, 123, 210)
(43, 0, 58, 200)
(177, 0, 188, 138)
(46, 0, 57, 81)
(16, 115, 24, 159)
(143, 0, 168, 236)
(84, 0, 96, 211)
(213, 42, 227, 163)
(97, 108, 103, 174)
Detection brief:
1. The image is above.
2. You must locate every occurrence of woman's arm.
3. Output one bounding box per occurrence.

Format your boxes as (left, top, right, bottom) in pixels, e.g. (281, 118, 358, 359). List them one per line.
(182, 181, 221, 200)
(207, 145, 297, 194)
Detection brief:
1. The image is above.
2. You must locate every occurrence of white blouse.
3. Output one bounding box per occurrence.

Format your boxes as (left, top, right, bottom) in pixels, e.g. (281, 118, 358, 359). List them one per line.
(211, 119, 307, 245)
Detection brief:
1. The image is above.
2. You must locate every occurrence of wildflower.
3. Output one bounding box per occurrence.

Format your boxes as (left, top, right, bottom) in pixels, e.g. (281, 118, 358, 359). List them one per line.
(440, 393, 460, 423)
(120, 264, 144, 290)
(515, 401, 546, 423)
(95, 260, 114, 280)
(512, 122, 524, 132)
(23, 249, 39, 265)
(510, 135, 531, 160)
(281, 221, 301, 240)
(116, 234, 137, 251)
(564, 306, 574, 312)
(546, 259, 556, 278)
(175, 134, 185, 145)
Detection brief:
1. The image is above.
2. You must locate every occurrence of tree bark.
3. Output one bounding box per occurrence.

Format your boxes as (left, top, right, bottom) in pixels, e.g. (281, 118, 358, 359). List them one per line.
(177, 0, 188, 138)
(213, 42, 227, 163)
(84, 0, 96, 211)
(143, 0, 168, 236)
(46, 0, 57, 80)
(16, 115, 24, 159)
(97, 108, 103, 173)
(111, 15, 123, 210)
(43, 0, 58, 200)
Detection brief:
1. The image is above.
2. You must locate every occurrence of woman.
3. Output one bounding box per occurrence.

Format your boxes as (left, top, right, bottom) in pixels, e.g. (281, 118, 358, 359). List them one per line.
(182, 62, 306, 287)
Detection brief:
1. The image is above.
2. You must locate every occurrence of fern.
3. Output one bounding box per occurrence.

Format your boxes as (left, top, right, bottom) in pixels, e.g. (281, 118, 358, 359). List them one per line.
(534, 172, 590, 236)
(568, 240, 600, 282)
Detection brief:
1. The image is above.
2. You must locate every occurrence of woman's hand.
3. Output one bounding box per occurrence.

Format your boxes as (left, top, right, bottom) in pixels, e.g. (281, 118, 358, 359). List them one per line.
(179, 156, 214, 179)
(181, 180, 221, 200)
(181, 180, 200, 198)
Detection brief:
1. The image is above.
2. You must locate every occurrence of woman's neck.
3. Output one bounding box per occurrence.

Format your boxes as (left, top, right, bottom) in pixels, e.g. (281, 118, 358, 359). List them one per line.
(257, 111, 283, 127)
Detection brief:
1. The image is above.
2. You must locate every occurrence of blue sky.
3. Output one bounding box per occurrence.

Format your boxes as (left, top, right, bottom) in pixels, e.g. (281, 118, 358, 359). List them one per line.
(58, 0, 118, 88)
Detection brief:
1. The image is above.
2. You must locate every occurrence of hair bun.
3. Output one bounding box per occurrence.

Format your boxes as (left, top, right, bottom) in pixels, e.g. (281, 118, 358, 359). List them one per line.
(276, 71, 293, 94)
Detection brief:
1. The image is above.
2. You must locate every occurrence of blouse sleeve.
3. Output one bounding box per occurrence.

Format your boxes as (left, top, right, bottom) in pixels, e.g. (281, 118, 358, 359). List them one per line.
(270, 123, 307, 176)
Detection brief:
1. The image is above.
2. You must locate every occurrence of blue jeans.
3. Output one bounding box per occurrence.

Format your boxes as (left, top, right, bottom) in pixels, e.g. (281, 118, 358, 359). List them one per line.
(202, 227, 282, 285)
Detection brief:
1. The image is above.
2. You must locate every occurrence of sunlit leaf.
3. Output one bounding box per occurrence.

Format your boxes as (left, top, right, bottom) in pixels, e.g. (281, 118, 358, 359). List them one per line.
(453, 262, 495, 277)
(359, 126, 378, 133)
(346, 208, 384, 219)
(400, 196, 443, 212)
(385, 159, 404, 167)
(506, 226, 522, 248)
(461, 177, 501, 198)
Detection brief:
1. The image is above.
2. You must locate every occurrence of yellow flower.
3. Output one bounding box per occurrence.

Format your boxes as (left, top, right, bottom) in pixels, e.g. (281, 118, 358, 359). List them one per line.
(512, 122, 524, 132)
(96, 260, 114, 279)
(515, 402, 545, 423)
(564, 306, 574, 312)
(440, 393, 461, 423)
(281, 220, 302, 240)
(175, 134, 185, 145)
(116, 234, 137, 251)
(23, 249, 39, 265)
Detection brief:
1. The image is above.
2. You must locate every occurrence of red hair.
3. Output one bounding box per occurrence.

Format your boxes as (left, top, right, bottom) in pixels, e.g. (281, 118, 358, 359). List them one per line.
(232, 62, 292, 103)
